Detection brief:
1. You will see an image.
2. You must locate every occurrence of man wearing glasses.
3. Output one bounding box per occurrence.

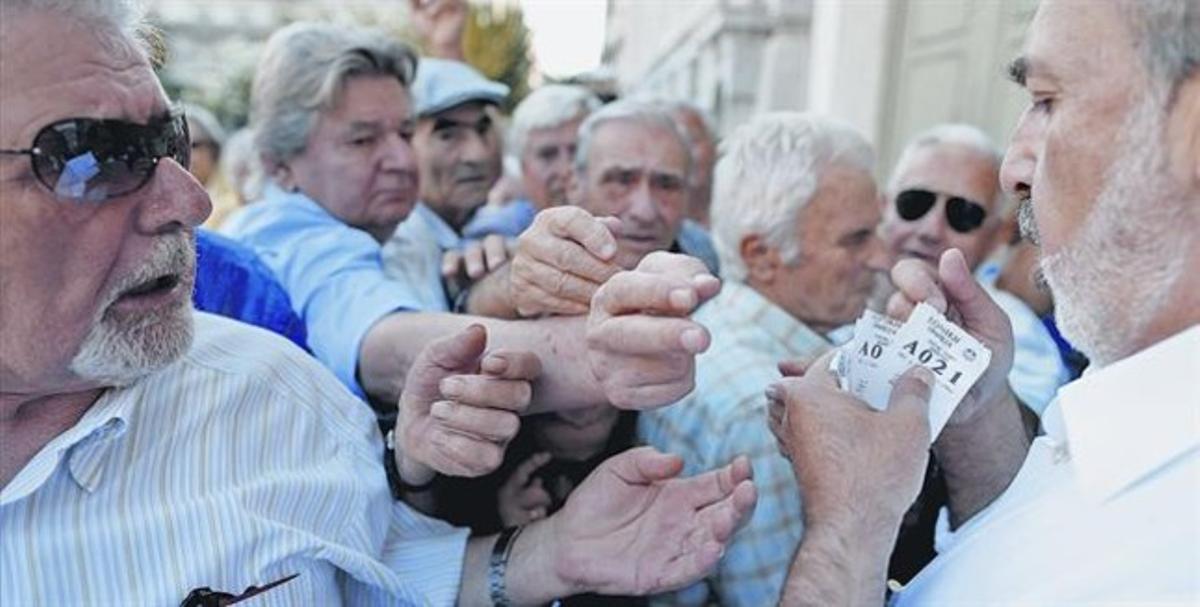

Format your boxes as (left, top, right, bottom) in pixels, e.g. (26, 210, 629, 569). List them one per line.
(0, 1, 758, 605)
(881, 124, 1069, 416)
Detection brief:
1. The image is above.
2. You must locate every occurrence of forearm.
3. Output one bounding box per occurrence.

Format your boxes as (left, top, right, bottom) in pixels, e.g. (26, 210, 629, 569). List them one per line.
(359, 312, 606, 412)
(779, 521, 897, 607)
(933, 387, 1031, 528)
(464, 265, 520, 319)
(458, 520, 573, 606)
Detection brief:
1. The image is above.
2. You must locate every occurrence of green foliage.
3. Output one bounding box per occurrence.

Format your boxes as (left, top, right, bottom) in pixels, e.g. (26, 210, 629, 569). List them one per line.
(462, 2, 531, 112)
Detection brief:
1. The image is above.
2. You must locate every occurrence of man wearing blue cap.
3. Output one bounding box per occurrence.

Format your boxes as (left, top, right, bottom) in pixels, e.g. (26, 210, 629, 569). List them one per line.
(382, 58, 509, 312)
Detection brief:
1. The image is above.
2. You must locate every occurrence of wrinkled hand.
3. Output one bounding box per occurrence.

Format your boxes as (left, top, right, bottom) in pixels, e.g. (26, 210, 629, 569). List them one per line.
(497, 452, 554, 527)
(509, 207, 623, 317)
(442, 234, 512, 285)
(394, 324, 542, 483)
(408, 0, 467, 60)
(767, 350, 933, 527)
(550, 447, 757, 596)
(767, 356, 818, 460)
(887, 248, 1015, 428)
(586, 251, 720, 409)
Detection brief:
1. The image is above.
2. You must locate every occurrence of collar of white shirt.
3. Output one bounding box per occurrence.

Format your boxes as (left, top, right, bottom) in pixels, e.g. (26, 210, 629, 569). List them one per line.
(1048, 324, 1200, 504)
(412, 202, 464, 251)
(1, 388, 133, 505)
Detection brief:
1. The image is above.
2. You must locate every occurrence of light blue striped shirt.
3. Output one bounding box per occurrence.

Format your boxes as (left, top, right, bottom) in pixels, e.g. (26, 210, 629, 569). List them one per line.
(639, 282, 831, 607)
(0, 313, 468, 605)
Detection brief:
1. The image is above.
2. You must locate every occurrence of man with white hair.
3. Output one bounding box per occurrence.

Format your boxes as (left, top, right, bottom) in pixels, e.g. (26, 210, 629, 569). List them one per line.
(638, 113, 890, 606)
(0, 2, 759, 604)
(882, 123, 1068, 414)
(773, 0, 1198, 603)
(496, 100, 720, 319)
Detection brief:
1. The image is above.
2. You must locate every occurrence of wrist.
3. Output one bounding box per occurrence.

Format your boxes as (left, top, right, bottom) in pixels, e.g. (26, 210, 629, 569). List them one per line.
(500, 516, 576, 605)
(391, 430, 436, 487)
(936, 386, 1021, 452)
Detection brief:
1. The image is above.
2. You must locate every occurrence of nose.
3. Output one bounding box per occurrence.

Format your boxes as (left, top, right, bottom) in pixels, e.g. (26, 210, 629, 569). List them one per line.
(865, 233, 892, 273)
(1000, 112, 1037, 201)
(380, 132, 418, 173)
(134, 158, 211, 234)
(461, 129, 496, 165)
(625, 180, 660, 224)
(915, 198, 949, 244)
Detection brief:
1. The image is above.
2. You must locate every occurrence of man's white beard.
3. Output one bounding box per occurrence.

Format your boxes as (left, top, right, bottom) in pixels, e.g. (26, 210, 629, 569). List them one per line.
(1038, 95, 1190, 368)
(69, 235, 197, 386)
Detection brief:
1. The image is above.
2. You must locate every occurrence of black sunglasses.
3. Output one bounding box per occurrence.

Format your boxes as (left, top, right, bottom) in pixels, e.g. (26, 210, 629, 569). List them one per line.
(894, 188, 988, 234)
(0, 109, 190, 202)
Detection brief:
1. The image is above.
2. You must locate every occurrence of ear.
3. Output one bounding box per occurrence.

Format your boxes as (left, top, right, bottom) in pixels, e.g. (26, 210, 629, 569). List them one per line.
(740, 233, 779, 285)
(1166, 71, 1200, 186)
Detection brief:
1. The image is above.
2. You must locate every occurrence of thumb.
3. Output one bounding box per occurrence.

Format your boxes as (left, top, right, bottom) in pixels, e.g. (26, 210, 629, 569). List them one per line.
(888, 366, 934, 422)
(609, 446, 684, 485)
(405, 324, 488, 402)
(938, 249, 1003, 329)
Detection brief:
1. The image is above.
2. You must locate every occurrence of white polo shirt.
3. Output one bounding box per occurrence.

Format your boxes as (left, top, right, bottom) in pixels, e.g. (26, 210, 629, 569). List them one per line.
(895, 325, 1200, 606)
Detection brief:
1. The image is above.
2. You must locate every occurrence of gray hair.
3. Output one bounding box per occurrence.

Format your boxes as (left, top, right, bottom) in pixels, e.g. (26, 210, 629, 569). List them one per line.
(574, 99, 692, 177)
(509, 84, 600, 158)
(220, 127, 263, 203)
(887, 123, 1006, 210)
(250, 22, 417, 170)
(1119, 0, 1199, 94)
(183, 102, 227, 148)
(2, 0, 161, 65)
(712, 113, 875, 283)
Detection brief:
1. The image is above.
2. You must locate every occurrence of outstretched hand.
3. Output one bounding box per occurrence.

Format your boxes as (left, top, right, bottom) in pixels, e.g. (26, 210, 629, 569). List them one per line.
(548, 446, 757, 596)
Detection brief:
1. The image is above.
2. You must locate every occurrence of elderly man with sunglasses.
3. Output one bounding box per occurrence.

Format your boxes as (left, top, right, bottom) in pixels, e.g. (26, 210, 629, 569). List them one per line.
(881, 124, 1069, 416)
(0, 1, 760, 605)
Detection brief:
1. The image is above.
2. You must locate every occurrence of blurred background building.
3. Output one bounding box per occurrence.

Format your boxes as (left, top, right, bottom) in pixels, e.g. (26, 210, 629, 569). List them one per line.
(604, 0, 1038, 174)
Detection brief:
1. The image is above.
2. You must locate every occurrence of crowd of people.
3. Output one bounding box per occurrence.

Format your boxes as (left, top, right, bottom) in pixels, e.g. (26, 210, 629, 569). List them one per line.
(0, 0, 1196, 605)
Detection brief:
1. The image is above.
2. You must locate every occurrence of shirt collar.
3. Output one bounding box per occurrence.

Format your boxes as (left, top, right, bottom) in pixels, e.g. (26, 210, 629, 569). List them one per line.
(412, 202, 464, 251)
(708, 281, 832, 357)
(1, 388, 133, 505)
(1054, 325, 1200, 503)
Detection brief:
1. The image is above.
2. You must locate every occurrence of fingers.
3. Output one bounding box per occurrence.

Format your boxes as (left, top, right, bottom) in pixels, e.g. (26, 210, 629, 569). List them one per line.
(606, 446, 684, 485)
(427, 429, 507, 477)
(588, 315, 711, 356)
(512, 451, 553, 487)
(544, 206, 618, 261)
(439, 374, 532, 412)
(694, 479, 758, 543)
(464, 243, 486, 279)
(442, 250, 463, 280)
(403, 324, 487, 404)
(937, 249, 1005, 331)
(675, 455, 753, 508)
(794, 349, 840, 390)
(482, 235, 509, 273)
(778, 356, 815, 377)
(591, 270, 711, 318)
(514, 257, 605, 308)
(480, 350, 542, 380)
(429, 400, 522, 442)
(887, 366, 934, 435)
(889, 258, 947, 318)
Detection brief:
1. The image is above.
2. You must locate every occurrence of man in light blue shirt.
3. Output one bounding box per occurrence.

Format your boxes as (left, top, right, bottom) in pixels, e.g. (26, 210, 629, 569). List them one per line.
(639, 113, 891, 606)
(224, 21, 717, 420)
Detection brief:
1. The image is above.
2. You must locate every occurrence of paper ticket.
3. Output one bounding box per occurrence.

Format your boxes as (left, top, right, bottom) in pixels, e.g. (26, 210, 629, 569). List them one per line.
(885, 302, 991, 438)
(847, 310, 903, 410)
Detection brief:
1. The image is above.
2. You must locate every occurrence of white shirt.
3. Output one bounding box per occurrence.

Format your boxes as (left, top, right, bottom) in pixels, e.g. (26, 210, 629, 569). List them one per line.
(895, 325, 1200, 606)
(381, 202, 462, 313)
(0, 313, 469, 606)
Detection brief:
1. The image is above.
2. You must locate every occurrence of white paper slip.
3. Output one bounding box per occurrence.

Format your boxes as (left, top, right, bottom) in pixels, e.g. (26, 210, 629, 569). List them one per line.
(848, 310, 903, 410)
(887, 302, 992, 438)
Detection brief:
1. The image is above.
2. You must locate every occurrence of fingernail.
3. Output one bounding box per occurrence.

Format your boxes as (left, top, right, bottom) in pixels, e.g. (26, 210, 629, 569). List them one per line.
(764, 385, 780, 401)
(430, 400, 451, 418)
(440, 377, 464, 398)
(669, 288, 696, 310)
(482, 356, 508, 375)
(599, 242, 616, 259)
(680, 327, 706, 352)
(912, 366, 935, 389)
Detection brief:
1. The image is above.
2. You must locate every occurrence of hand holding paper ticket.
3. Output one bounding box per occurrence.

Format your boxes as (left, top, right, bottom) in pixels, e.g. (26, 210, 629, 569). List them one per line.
(830, 303, 991, 438)
(883, 249, 1016, 430)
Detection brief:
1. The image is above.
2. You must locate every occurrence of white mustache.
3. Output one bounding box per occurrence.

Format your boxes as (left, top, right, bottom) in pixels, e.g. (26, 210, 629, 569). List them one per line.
(102, 233, 196, 308)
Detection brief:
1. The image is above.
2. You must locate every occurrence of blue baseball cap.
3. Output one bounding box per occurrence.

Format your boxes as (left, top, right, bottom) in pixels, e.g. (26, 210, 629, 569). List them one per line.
(412, 57, 510, 117)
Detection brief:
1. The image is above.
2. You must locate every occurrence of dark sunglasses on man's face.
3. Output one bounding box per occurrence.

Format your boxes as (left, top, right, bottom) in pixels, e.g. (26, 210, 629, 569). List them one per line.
(894, 188, 988, 234)
(0, 109, 190, 202)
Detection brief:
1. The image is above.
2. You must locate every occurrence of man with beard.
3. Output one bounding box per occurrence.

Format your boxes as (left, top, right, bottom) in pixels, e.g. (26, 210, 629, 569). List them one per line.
(771, 0, 1199, 603)
(0, 2, 758, 604)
